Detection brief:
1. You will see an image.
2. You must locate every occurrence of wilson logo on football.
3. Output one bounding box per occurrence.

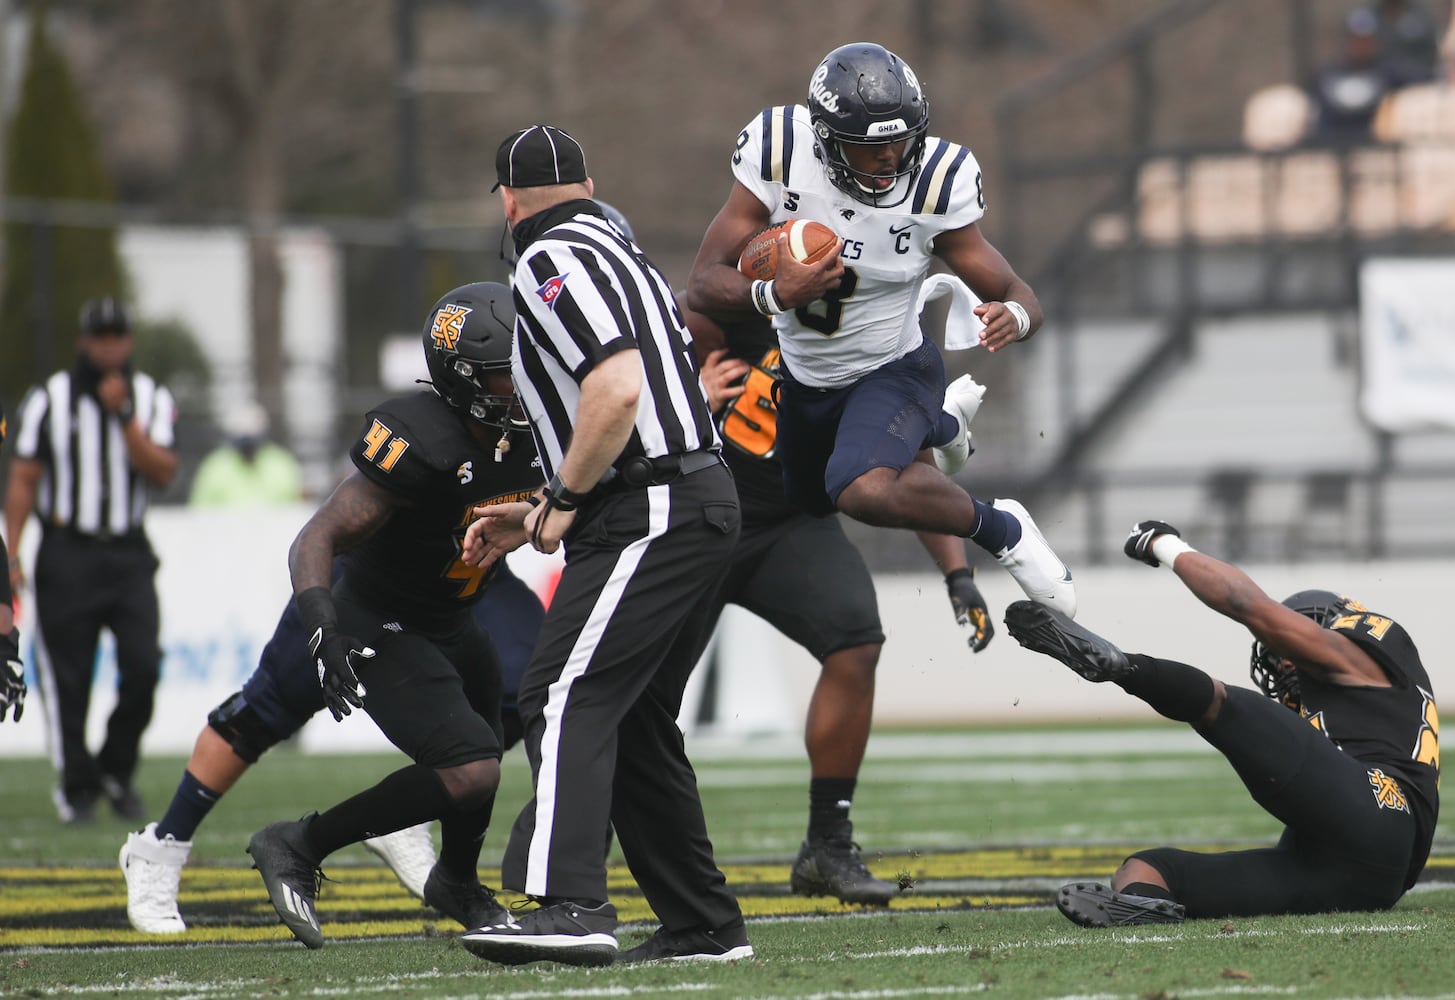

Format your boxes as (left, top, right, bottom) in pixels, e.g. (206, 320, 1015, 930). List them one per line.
(430, 304, 472, 351)
(536, 274, 568, 308)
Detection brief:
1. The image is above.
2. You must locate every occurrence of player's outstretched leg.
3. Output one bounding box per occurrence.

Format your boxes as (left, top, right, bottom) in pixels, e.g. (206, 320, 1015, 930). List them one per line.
(120, 822, 191, 934)
(1057, 881, 1186, 927)
(363, 822, 436, 901)
(990, 500, 1076, 617)
(247, 813, 326, 949)
(933, 374, 986, 475)
(790, 819, 898, 906)
(1004, 601, 1132, 682)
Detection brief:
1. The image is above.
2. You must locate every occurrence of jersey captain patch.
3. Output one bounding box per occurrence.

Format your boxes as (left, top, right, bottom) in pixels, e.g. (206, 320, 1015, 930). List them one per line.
(431, 304, 471, 351)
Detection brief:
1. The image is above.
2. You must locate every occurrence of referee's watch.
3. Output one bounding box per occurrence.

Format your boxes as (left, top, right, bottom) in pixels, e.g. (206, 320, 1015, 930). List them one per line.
(117, 398, 135, 423)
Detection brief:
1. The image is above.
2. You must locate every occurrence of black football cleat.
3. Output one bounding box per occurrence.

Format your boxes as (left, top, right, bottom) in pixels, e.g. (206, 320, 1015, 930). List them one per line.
(1057, 881, 1186, 927)
(789, 822, 898, 906)
(247, 814, 327, 949)
(1003, 601, 1133, 683)
(422, 866, 508, 929)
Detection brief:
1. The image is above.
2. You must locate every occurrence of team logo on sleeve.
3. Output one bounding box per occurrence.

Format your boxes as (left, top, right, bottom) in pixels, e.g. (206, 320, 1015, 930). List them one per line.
(431, 304, 472, 350)
(536, 273, 569, 309)
(1367, 768, 1410, 812)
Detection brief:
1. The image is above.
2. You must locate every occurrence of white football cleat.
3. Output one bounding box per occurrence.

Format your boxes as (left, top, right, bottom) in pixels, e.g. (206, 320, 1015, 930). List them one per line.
(992, 498, 1077, 618)
(934, 374, 987, 475)
(363, 822, 437, 901)
(120, 822, 191, 934)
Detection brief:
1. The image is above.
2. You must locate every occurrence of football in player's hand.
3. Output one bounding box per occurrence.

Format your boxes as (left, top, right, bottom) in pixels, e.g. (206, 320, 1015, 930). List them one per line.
(738, 220, 839, 280)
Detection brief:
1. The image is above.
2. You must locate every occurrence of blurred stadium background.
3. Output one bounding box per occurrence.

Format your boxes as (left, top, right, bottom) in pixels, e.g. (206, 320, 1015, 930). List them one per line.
(1, 0, 1454, 751)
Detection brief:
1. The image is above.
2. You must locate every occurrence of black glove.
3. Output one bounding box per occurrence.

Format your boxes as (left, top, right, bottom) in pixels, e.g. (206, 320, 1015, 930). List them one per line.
(308, 625, 373, 722)
(0, 629, 26, 723)
(1124, 519, 1182, 568)
(945, 568, 994, 652)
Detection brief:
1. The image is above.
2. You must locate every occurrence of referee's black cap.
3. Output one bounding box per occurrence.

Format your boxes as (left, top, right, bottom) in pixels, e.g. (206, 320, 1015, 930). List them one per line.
(492, 124, 587, 192)
(79, 296, 130, 336)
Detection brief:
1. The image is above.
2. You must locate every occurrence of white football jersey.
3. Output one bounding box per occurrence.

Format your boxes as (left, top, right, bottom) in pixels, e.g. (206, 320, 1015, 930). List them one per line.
(732, 104, 986, 389)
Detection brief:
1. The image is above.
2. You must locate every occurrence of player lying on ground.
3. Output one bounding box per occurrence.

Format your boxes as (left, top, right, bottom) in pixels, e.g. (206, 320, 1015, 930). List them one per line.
(1003, 520, 1439, 926)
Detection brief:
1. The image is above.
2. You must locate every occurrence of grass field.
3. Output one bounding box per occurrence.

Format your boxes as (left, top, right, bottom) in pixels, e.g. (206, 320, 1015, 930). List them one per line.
(2, 723, 1451, 998)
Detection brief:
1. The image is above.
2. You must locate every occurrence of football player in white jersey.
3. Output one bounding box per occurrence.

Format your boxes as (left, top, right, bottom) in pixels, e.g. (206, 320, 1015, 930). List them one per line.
(689, 41, 1076, 618)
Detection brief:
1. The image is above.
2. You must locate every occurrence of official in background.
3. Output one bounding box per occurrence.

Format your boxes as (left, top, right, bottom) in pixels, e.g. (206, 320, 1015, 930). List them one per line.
(4, 297, 178, 823)
(460, 125, 751, 967)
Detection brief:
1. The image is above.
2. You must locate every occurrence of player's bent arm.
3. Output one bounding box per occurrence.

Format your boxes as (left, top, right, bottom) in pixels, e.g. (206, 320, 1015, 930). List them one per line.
(121, 419, 179, 489)
(1172, 549, 1390, 688)
(287, 471, 405, 593)
(934, 223, 1043, 352)
(687, 183, 773, 316)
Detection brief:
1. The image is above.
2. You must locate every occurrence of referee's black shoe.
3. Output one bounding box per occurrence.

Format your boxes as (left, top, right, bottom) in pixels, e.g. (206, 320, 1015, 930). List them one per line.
(461, 897, 618, 967)
(618, 916, 754, 963)
(1003, 601, 1133, 683)
(790, 821, 898, 906)
(247, 813, 326, 949)
(422, 865, 508, 929)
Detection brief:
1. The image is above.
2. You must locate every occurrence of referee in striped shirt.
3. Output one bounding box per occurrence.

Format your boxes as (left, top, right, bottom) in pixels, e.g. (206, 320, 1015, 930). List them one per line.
(5, 297, 178, 824)
(460, 125, 752, 967)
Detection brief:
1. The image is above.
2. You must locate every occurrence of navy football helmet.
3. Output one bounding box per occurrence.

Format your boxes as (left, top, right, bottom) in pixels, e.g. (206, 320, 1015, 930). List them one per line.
(1249, 589, 1359, 710)
(807, 42, 930, 207)
(422, 281, 518, 430)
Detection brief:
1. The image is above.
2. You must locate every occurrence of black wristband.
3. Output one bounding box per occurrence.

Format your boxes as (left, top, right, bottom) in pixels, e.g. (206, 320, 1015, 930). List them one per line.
(945, 567, 974, 585)
(295, 586, 338, 635)
(543, 472, 586, 512)
(117, 398, 135, 423)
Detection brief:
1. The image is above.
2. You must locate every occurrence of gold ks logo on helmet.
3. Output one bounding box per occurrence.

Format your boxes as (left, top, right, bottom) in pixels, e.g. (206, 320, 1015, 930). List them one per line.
(431, 304, 473, 351)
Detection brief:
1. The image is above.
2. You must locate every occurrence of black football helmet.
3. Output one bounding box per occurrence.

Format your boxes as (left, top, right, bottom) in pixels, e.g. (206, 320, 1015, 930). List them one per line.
(807, 42, 930, 207)
(422, 281, 518, 430)
(1249, 589, 1361, 710)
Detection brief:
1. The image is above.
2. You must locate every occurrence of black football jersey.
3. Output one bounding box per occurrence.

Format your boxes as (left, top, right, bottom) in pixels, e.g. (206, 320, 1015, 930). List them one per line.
(713, 314, 798, 523)
(1296, 607, 1439, 888)
(339, 391, 542, 631)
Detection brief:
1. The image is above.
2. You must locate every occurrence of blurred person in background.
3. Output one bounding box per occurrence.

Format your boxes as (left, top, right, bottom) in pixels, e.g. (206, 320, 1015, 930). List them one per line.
(188, 400, 303, 507)
(1005, 520, 1438, 926)
(688, 42, 1077, 625)
(5, 297, 177, 823)
(235, 281, 543, 949)
(1364, 0, 1443, 86)
(0, 402, 27, 725)
(687, 305, 993, 907)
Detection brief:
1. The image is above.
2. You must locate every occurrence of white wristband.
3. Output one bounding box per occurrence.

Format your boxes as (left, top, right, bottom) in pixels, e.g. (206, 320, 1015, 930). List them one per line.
(1151, 534, 1196, 570)
(1004, 301, 1031, 340)
(751, 279, 786, 317)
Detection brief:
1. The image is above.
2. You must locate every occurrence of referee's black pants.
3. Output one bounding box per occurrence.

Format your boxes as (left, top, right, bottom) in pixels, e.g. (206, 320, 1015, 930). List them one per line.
(32, 530, 162, 809)
(502, 462, 745, 932)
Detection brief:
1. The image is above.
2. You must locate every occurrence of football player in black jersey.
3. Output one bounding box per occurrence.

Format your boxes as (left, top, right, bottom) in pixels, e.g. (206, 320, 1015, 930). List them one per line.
(687, 306, 993, 906)
(0, 402, 26, 724)
(242, 282, 545, 949)
(1004, 519, 1439, 926)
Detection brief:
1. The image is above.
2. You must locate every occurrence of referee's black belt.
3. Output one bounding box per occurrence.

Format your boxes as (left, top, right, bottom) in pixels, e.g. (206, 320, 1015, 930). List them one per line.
(612, 449, 723, 489)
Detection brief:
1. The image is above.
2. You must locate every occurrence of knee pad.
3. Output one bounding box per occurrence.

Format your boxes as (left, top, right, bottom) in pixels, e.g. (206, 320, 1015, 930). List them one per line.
(206, 692, 286, 764)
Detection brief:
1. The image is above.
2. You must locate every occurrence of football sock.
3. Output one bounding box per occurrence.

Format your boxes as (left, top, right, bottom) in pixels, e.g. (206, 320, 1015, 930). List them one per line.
(1118, 655, 1217, 723)
(155, 770, 221, 841)
(967, 499, 1021, 553)
(304, 764, 453, 860)
(931, 409, 960, 448)
(808, 777, 857, 839)
(438, 798, 493, 881)
(1121, 881, 1175, 901)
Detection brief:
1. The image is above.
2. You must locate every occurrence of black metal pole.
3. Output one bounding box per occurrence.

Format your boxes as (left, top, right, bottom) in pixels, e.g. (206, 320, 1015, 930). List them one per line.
(396, 0, 422, 331)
